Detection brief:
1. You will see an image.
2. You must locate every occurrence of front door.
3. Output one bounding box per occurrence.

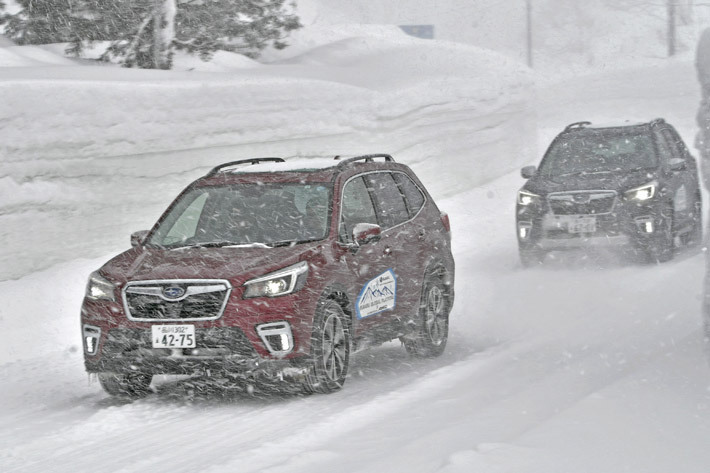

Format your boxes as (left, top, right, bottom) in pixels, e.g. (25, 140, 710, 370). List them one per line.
(337, 175, 400, 342)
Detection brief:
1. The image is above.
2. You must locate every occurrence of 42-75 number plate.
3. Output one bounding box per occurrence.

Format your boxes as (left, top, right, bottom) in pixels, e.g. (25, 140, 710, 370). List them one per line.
(151, 325, 196, 348)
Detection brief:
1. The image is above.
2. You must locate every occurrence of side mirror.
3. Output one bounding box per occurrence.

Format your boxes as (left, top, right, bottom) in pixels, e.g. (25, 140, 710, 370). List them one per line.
(521, 165, 537, 179)
(352, 223, 382, 247)
(668, 158, 686, 172)
(130, 230, 149, 248)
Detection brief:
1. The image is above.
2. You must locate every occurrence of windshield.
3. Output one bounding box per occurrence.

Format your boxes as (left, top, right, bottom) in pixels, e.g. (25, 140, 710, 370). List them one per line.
(147, 182, 332, 248)
(539, 130, 657, 177)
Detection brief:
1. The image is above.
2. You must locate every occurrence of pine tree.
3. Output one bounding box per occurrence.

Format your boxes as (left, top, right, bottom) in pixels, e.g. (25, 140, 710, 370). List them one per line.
(2, 0, 302, 69)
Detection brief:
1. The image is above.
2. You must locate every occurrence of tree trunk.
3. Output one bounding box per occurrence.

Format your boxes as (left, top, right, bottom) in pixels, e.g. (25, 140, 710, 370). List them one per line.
(153, 0, 176, 69)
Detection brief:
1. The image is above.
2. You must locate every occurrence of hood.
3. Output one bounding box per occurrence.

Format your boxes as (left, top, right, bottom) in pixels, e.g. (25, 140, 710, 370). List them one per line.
(99, 243, 322, 285)
(524, 168, 658, 195)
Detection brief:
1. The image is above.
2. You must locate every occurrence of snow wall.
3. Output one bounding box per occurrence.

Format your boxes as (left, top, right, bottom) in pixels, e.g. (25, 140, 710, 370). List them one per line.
(0, 26, 536, 280)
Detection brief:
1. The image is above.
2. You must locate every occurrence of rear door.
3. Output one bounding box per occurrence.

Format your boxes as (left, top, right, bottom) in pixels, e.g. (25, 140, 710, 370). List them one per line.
(364, 171, 424, 319)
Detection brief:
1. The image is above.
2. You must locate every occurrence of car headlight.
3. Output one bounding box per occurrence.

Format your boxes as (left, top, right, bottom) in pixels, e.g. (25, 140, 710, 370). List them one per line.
(625, 182, 656, 201)
(243, 261, 309, 298)
(85, 271, 116, 302)
(517, 190, 540, 206)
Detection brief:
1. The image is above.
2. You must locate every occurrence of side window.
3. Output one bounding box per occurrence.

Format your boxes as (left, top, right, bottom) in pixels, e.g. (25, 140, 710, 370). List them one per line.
(366, 172, 410, 229)
(393, 172, 426, 218)
(340, 176, 378, 242)
(661, 128, 683, 161)
(655, 130, 675, 166)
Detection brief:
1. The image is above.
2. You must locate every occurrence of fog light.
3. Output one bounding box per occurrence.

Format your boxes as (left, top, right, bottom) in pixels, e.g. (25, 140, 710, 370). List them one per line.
(256, 322, 294, 356)
(635, 217, 654, 234)
(83, 324, 101, 355)
(518, 222, 532, 240)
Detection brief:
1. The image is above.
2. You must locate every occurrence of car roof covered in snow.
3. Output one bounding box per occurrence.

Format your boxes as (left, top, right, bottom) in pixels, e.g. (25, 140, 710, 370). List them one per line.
(195, 154, 398, 185)
(563, 119, 664, 132)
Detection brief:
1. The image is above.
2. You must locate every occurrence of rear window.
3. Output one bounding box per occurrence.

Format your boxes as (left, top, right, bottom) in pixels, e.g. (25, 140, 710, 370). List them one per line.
(393, 172, 426, 218)
(366, 172, 410, 229)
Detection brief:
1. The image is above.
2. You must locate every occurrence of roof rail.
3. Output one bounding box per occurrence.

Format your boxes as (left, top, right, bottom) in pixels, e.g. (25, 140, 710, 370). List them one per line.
(206, 157, 285, 176)
(564, 121, 591, 131)
(335, 154, 394, 168)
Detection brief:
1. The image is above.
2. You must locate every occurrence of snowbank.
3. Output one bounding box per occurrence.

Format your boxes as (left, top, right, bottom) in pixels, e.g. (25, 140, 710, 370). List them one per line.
(0, 26, 535, 280)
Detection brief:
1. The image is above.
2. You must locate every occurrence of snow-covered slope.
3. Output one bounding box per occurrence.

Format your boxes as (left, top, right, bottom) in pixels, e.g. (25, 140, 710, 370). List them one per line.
(0, 26, 535, 281)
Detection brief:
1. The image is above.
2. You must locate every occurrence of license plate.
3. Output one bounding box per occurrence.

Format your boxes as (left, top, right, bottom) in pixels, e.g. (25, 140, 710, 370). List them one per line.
(568, 216, 596, 234)
(152, 325, 196, 348)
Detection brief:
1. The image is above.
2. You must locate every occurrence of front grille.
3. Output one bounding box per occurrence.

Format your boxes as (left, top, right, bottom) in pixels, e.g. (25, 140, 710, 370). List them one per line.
(123, 279, 231, 321)
(548, 191, 616, 215)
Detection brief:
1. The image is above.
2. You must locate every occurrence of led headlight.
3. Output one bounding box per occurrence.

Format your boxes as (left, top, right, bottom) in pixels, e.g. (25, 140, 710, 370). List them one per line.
(625, 182, 656, 201)
(85, 271, 116, 302)
(517, 190, 540, 206)
(243, 261, 309, 298)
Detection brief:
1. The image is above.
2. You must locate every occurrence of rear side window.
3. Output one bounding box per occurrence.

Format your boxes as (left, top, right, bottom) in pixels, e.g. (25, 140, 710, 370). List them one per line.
(393, 172, 425, 218)
(366, 172, 409, 229)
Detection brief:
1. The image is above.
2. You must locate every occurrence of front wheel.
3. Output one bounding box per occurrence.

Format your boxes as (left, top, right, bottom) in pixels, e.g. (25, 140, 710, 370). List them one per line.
(98, 372, 152, 397)
(303, 300, 351, 394)
(644, 205, 674, 263)
(403, 270, 451, 358)
(519, 246, 546, 268)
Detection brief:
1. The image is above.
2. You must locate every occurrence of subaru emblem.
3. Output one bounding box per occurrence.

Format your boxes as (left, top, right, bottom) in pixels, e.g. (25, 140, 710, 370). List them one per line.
(163, 286, 186, 299)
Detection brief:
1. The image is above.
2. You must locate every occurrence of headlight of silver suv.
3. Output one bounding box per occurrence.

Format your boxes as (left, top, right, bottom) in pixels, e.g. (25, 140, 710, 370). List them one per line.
(85, 271, 116, 302)
(517, 189, 540, 206)
(243, 261, 309, 298)
(625, 182, 656, 201)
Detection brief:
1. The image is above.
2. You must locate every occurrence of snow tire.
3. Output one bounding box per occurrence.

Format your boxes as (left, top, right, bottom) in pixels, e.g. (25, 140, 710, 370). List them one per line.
(403, 268, 450, 358)
(303, 299, 351, 394)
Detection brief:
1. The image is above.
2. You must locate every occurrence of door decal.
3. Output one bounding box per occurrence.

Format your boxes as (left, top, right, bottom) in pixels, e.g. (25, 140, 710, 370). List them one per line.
(356, 269, 397, 319)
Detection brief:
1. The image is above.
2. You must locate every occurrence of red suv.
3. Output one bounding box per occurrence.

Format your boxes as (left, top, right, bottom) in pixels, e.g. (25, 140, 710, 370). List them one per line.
(81, 154, 455, 396)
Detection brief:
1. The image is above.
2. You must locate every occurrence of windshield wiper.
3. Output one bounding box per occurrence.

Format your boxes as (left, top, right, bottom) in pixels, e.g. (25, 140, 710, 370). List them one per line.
(168, 241, 268, 250)
(264, 238, 322, 248)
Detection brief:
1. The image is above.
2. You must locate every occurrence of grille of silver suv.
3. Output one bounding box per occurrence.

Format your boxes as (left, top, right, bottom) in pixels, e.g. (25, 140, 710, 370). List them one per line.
(548, 190, 616, 216)
(123, 280, 232, 321)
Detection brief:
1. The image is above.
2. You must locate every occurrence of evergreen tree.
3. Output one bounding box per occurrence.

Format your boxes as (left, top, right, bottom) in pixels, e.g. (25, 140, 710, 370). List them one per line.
(2, 0, 301, 69)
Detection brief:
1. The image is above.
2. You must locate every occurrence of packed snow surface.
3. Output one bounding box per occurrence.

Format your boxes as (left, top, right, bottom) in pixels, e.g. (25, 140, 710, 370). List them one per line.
(1, 23, 710, 473)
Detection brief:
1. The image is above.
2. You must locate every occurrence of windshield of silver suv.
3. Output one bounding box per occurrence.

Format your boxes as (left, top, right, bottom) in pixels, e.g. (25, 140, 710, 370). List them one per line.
(538, 130, 658, 177)
(147, 182, 333, 248)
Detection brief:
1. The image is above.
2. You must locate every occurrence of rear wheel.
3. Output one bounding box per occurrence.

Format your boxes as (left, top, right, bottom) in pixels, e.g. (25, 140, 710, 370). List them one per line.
(403, 269, 450, 358)
(685, 195, 703, 248)
(98, 372, 153, 397)
(645, 205, 674, 263)
(303, 300, 351, 394)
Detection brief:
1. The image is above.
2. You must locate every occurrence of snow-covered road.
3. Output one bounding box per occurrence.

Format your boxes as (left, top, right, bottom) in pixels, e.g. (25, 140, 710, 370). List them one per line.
(2, 58, 710, 472)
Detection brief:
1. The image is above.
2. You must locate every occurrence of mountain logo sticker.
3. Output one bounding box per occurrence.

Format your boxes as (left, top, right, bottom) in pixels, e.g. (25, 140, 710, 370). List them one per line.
(356, 269, 396, 319)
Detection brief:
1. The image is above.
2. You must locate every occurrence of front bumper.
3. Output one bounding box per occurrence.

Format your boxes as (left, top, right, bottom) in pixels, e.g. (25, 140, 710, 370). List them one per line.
(517, 197, 661, 251)
(83, 325, 310, 379)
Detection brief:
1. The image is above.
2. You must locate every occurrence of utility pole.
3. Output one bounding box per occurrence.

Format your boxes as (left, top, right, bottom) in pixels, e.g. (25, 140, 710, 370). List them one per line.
(668, 0, 677, 57)
(526, 0, 533, 68)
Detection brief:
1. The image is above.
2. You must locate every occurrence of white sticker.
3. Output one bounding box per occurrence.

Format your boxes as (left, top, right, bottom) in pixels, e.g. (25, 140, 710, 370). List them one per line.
(356, 269, 397, 319)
